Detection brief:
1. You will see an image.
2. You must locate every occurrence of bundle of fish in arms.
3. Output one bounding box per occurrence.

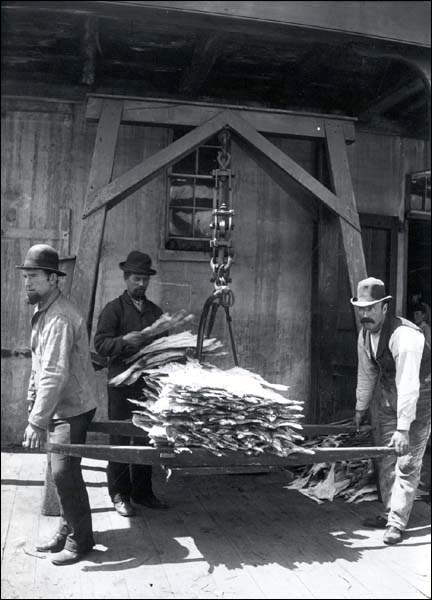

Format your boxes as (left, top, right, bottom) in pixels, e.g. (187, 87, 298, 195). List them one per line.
(285, 422, 379, 504)
(112, 356, 311, 457)
(108, 309, 225, 386)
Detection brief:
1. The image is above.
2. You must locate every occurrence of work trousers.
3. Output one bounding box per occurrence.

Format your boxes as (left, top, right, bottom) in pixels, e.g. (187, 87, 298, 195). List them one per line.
(107, 384, 153, 502)
(48, 408, 96, 553)
(378, 381, 431, 531)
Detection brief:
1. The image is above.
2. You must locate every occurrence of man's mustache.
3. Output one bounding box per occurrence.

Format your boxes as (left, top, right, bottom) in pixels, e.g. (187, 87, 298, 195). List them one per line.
(361, 318, 374, 324)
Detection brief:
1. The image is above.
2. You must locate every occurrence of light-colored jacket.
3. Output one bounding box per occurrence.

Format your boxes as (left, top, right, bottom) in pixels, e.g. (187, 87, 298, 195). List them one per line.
(27, 289, 98, 430)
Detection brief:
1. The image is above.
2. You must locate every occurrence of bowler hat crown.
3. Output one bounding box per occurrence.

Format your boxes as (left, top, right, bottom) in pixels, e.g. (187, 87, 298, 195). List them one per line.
(119, 251, 156, 275)
(16, 244, 66, 276)
(350, 277, 392, 307)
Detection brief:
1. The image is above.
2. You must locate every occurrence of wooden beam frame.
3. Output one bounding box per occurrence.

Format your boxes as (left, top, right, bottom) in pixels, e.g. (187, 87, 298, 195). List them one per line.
(83, 108, 359, 230)
(47, 441, 395, 467)
(85, 96, 356, 142)
(70, 99, 123, 332)
(324, 121, 367, 324)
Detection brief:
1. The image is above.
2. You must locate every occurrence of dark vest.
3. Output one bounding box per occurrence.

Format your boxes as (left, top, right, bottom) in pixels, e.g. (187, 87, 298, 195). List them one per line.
(364, 315, 431, 413)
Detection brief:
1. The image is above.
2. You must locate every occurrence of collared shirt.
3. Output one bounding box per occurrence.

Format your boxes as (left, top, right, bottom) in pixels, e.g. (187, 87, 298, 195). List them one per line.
(27, 288, 98, 430)
(356, 317, 425, 430)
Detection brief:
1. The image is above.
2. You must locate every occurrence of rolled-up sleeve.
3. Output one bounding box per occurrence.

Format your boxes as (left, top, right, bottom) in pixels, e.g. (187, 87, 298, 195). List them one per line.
(356, 331, 379, 412)
(389, 327, 424, 430)
(29, 316, 73, 430)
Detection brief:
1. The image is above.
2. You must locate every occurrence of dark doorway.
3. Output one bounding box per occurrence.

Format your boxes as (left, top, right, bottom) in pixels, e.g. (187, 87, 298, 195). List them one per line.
(407, 219, 431, 319)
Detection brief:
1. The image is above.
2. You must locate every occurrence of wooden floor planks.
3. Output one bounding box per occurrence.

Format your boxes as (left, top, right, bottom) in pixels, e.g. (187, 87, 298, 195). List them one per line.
(1, 452, 430, 600)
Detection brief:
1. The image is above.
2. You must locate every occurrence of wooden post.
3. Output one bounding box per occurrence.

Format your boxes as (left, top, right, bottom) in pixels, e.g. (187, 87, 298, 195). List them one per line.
(41, 100, 122, 517)
(70, 98, 123, 333)
(324, 121, 367, 331)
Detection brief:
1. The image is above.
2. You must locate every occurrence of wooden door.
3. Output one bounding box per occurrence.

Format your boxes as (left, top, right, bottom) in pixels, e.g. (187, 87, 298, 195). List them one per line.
(315, 213, 399, 422)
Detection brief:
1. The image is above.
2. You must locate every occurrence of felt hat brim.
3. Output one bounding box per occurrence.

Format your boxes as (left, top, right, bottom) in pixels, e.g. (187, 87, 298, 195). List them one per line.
(350, 295, 392, 307)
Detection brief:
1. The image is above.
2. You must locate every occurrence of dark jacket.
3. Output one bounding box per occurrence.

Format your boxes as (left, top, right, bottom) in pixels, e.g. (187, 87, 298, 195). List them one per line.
(94, 290, 163, 379)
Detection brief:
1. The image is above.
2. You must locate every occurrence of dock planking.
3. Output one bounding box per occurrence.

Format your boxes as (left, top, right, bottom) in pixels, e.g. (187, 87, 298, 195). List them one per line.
(1, 452, 430, 599)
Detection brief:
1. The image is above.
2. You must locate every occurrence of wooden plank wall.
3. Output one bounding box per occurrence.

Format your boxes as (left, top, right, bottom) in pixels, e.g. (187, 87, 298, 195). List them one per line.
(1, 97, 430, 443)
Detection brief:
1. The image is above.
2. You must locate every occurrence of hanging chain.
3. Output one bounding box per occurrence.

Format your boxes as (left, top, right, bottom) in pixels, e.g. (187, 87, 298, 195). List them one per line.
(209, 128, 235, 308)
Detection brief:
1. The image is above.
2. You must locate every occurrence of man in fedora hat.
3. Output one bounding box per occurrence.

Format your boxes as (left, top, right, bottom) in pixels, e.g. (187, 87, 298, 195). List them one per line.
(17, 244, 98, 565)
(94, 251, 168, 516)
(351, 277, 431, 545)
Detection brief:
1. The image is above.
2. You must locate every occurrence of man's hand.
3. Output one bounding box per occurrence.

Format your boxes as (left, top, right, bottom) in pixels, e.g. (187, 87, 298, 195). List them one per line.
(388, 430, 410, 456)
(353, 410, 367, 432)
(22, 423, 46, 450)
(122, 331, 146, 348)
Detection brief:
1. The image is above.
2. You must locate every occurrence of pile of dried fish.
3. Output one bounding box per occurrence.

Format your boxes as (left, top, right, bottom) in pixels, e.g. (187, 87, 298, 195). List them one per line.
(137, 309, 195, 340)
(285, 425, 379, 504)
(127, 360, 310, 458)
(109, 332, 225, 386)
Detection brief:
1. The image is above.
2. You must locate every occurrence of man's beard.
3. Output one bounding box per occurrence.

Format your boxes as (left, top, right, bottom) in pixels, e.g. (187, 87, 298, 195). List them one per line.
(25, 292, 41, 305)
(131, 288, 147, 300)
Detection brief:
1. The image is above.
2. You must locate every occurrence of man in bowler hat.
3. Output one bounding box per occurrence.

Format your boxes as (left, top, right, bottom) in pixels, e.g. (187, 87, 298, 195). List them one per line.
(94, 251, 168, 516)
(17, 244, 97, 565)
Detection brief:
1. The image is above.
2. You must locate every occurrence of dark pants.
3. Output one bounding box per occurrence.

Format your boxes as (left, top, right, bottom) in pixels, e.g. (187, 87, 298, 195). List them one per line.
(48, 408, 96, 553)
(107, 384, 153, 502)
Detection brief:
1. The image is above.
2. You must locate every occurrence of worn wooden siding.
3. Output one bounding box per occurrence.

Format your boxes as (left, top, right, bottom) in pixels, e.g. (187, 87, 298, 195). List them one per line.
(348, 131, 430, 218)
(1, 97, 430, 444)
(92, 128, 316, 407)
(0, 100, 100, 444)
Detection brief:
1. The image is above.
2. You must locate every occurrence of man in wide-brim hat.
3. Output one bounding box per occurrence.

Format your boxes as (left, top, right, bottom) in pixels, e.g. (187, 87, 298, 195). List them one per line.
(17, 244, 98, 565)
(350, 277, 431, 545)
(94, 251, 168, 516)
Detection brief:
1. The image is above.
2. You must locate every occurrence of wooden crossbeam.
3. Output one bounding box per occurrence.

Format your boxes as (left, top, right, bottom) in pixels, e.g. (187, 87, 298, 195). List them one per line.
(83, 109, 233, 219)
(226, 111, 359, 230)
(84, 109, 359, 230)
(46, 442, 396, 467)
(86, 96, 356, 141)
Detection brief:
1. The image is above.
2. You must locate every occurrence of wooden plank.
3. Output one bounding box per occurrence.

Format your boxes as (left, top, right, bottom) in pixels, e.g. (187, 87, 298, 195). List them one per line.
(6, 1, 430, 47)
(87, 419, 372, 437)
(69, 99, 123, 329)
(173, 485, 270, 598)
(82, 109, 233, 218)
(58, 207, 71, 257)
(81, 459, 132, 600)
(85, 108, 358, 228)
(0, 453, 45, 600)
(227, 111, 359, 229)
(86, 96, 356, 141)
(325, 121, 367, 332)
(1, 227, 60, 240)
(222, 479, 368, 598)
(46, 442, 396, 467)
(0, 452, 22, 561)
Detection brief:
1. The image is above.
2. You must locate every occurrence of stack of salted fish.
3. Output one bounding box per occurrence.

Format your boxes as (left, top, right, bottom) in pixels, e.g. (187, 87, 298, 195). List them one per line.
(109, 330, 225, 386)
(123, 360, 311, 458)
(285, 425, 379, 503)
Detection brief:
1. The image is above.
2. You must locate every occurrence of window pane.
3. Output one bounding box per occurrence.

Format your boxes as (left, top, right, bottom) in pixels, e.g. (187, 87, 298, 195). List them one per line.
(195, 182, 213, 209)
(169, 178, 195, 208)
(168, 208, 194, 237)
(197, 146, 220, 175)
(172, 150, 197, 174)
(194, 209, 212, 238)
